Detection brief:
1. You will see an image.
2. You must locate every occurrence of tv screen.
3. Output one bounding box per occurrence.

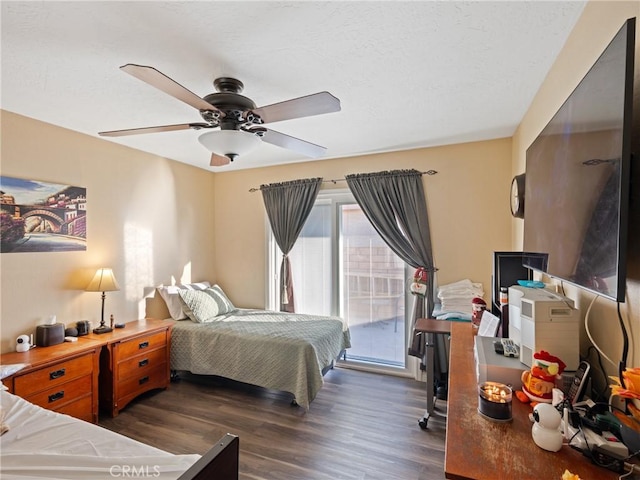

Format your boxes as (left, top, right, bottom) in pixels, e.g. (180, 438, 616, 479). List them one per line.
(523, 18, 635, 303)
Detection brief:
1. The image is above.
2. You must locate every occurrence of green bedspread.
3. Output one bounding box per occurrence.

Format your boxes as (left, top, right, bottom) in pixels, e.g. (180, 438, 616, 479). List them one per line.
(170, 309, 351, 409)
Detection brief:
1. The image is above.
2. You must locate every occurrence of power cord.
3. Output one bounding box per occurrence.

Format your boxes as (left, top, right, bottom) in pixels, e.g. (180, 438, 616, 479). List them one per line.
(563, 401, 640, 477)
(617, 301, 630, 391)
(587, 345, 611, 402)
(574, 419, 640, 475)
(620, 462, 640, 479)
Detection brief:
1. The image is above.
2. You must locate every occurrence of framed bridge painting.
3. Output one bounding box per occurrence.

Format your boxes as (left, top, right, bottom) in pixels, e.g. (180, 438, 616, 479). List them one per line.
(0, 176, 87, 253)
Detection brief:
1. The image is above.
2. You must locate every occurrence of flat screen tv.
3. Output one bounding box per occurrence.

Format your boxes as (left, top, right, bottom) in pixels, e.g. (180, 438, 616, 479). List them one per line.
(523, 18, 635, 303)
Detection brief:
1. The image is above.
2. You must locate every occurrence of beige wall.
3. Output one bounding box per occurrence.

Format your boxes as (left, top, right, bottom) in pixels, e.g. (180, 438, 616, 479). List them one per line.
(513, 1, 640, 392)
(211, 139, 513, 309)
(1, 109, 512, 354)
(0, 111, 216, 352)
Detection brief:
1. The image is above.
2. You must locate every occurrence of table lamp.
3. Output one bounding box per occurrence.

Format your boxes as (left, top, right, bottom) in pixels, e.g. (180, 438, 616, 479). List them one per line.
(86, 267, 120, 334)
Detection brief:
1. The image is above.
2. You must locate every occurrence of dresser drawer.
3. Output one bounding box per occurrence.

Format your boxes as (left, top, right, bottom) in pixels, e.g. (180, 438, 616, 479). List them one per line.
(14, 353, 93, 397)
(117, 364, 167, 403)
(55, 395, 94, 423)
(24, 374, 92, 411)
(117, 346, 167, 381)
(117, 331, 167, 359)
(89, 319, 170, 417)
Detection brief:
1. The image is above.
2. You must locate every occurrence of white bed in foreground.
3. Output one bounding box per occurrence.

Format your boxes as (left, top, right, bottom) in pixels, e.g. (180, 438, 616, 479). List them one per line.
(0, 388, 238, 480)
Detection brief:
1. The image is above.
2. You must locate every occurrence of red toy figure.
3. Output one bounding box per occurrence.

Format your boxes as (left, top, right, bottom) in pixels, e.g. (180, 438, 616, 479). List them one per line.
(518, 350, 567, 404)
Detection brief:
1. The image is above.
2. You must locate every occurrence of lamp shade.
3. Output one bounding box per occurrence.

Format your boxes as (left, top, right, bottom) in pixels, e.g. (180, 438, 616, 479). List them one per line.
(198, 130, 261, 158)
(86, 268, 120, 292)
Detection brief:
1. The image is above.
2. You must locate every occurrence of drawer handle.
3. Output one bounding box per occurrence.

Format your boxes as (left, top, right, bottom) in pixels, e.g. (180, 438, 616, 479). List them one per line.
(49, 368, 66, 380)
(139, 341, 149, 349)
(138, 358, 149, 367)
(139, 376, 149, 385)
(48, 391, 65, 403)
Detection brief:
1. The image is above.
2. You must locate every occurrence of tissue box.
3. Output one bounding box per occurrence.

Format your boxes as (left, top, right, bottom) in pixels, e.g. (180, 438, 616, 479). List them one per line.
(35, 323, 65, 347)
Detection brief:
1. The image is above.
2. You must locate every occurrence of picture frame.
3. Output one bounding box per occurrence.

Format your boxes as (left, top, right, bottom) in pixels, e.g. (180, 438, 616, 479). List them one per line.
(0, 176, 87, 253)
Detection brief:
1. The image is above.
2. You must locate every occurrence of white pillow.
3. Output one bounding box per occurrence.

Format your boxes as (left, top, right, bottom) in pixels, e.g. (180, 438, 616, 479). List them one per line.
(157, 282, 211, 320)
(178, 285, 236, 323)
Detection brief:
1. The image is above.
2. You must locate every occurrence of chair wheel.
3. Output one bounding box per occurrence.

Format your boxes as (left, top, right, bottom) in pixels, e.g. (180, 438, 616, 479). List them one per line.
(419, 419, 428, 430)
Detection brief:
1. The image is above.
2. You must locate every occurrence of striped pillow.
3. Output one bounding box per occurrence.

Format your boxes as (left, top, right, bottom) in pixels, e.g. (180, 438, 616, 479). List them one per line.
(178, 285, 236, 323)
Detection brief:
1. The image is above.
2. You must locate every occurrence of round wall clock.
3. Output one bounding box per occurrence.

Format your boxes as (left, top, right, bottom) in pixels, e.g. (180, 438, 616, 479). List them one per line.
(510, 173, 525, 218)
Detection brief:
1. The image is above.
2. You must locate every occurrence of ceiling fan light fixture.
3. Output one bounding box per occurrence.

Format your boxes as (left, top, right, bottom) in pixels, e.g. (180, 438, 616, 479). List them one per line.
(198, 130, 261, 160)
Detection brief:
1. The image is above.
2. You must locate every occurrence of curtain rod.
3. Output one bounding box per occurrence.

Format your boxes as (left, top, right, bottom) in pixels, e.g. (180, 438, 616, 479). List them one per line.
(248, 169, 438, 192)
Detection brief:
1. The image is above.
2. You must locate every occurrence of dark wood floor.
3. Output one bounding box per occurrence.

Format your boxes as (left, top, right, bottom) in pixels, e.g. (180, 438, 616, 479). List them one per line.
(99, 367, 447, 480)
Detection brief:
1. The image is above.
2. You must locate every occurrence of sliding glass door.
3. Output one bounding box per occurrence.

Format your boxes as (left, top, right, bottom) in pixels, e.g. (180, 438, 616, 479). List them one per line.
(268, 190, 408, 370)
(340, 203, 406, 367)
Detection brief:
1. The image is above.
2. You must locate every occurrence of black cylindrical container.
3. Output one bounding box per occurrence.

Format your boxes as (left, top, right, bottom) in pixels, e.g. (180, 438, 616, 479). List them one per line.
(478, 382, 513, 422)
(76, 320, 90, 336)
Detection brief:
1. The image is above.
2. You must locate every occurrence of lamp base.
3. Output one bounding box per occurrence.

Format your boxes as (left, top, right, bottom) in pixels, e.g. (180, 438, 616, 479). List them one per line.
(92, 325, 113, 334)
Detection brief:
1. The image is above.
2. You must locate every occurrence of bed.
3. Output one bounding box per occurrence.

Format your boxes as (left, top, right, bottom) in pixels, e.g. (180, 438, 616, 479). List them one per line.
(0, 386, 239, 480)
(152, 283, 351, 409)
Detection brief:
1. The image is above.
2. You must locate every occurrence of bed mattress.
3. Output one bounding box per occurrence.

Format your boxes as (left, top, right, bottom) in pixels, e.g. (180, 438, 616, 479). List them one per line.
(0, 388, 200, 480)
(170, 308, 351, 409)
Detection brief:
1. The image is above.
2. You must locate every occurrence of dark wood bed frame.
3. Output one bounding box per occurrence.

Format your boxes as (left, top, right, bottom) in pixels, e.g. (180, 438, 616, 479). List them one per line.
(177, 433, 239, 480)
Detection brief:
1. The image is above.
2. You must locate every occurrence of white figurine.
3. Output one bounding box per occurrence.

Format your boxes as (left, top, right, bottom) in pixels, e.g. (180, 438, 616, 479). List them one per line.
(15, 334, 31, 353)
(532, 403, 563, 452)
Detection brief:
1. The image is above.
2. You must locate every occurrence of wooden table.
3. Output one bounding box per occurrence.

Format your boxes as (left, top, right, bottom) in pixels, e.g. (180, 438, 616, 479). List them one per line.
(444, 322, 619, 479)
(414, 318, 453, 429)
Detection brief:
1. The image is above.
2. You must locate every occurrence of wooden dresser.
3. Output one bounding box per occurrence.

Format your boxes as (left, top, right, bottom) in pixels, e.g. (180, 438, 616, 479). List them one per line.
(1, 339, 102, 423)
(87, 319, 172, 417)
(1, 318, 172, 422)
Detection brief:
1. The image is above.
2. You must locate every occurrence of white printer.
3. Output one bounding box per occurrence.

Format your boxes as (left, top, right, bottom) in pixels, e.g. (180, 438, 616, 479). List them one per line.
(508, 286, 580, 371)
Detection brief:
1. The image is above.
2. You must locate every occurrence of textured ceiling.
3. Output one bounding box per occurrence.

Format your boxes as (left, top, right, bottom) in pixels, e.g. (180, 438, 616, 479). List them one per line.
(1, 1, 586, 172)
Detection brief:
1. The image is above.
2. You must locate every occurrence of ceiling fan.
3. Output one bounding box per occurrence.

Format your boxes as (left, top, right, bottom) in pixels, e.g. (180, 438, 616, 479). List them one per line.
(99, 64, 341, 167)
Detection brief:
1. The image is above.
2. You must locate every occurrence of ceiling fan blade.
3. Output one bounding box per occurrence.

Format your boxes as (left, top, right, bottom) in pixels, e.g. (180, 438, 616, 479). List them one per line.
(210, 153, 230, 167)
(120, 64, 221, 113)
(259, 128, 327, 158)
(252, 91, 340, 124)
(99, 123, 208, 137)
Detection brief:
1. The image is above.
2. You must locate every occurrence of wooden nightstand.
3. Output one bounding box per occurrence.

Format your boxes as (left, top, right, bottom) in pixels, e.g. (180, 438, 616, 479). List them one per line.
(1, 339, 102, 423)
(87, 319, 172, 417)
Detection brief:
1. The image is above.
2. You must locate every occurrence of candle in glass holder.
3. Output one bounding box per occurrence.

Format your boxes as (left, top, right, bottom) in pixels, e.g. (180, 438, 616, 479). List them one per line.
(478, 381, 513, 422)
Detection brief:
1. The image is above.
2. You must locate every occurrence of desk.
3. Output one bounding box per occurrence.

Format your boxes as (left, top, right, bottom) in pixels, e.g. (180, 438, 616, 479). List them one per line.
(414, 317, 453, 429)
(445, 322, 619, 479)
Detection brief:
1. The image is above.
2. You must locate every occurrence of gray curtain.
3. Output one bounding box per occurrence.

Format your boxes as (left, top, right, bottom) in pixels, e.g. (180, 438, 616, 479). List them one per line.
(260, 177, 322, 313)
(345, 169, 435, 359)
